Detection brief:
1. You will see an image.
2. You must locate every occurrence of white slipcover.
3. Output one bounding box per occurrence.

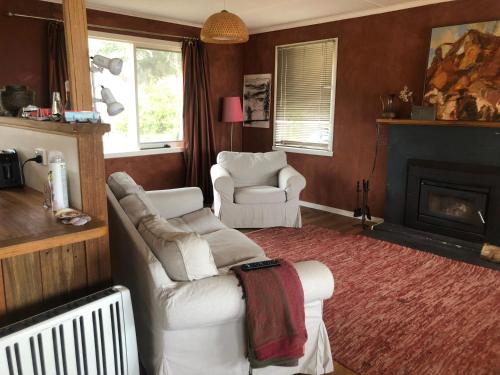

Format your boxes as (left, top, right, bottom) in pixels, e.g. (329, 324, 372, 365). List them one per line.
(211, 151, 306, 228)
(107, 184, 334, 375)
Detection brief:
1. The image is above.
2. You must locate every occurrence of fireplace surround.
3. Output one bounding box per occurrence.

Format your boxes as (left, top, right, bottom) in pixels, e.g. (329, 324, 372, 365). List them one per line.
(369, 124, 500, 269)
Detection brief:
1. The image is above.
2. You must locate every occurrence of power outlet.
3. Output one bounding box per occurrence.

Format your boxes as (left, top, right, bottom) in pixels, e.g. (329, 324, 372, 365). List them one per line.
(34, 148, 48, 165)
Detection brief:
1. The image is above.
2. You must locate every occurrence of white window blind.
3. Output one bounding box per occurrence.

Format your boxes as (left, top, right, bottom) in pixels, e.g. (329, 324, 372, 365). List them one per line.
(274, 39, 337, 156)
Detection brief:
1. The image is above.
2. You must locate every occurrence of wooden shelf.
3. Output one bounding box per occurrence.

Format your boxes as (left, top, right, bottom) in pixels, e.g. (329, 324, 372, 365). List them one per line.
(0, 187, 107, 260)
(0, 116, 110, 136)
(376, 118, 500, 129)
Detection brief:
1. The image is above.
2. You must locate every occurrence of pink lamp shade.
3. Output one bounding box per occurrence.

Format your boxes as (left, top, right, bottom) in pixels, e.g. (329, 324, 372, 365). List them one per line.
(222, 96, 244, 123)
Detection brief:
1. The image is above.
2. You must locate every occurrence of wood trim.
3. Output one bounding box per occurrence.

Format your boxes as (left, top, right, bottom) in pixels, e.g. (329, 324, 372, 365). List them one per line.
(40, 243, 88, 303)
(0, 223, 107, 260)
(63, 0, 93, 111)
(0, 116, 110, 136)
(77, 133, 112, 286)
(376, 118, 500, 129)
(2, 253, 43, 316)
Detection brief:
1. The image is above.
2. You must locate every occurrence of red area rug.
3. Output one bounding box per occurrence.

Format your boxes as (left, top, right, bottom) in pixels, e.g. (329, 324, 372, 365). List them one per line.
(247, 225, 500, 375)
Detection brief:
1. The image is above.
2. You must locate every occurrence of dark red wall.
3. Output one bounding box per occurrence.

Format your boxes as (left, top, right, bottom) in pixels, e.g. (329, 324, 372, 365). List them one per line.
(0, 0, 243, 190)
(242, 0, 500, 217)
(105, 152, 186, 191)
(3, 1, 499, 208)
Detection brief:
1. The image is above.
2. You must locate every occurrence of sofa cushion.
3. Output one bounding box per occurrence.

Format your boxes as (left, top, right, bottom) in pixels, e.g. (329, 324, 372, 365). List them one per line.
(108, 172, 141, 200)
(139, 215, 218, 281)
(217, 151, 287, 188)
(234, 186, 286, 204)
(202, 228, 265, 268)
(168, 208, 227, 235)
(119, 190, 160, 227)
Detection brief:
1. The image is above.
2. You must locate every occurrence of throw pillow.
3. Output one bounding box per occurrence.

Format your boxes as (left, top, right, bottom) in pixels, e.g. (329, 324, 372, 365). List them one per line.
(108, 172, 141, 199)
(119, 190, 159, 227)
(138, 215, 218, 281)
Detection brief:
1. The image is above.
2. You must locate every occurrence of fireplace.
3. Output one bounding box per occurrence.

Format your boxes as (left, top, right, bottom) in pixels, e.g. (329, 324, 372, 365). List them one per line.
(369, 125, 500, 269)
(405, 160, 500, 245)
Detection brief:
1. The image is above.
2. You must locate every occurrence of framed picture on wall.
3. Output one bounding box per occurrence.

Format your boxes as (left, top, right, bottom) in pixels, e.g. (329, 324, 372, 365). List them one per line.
(423, 20, 499, 121)
(243, 74, 272, 128)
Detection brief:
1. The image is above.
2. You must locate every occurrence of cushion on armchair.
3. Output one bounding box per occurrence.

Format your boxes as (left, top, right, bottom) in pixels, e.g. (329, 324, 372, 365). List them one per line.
(139, 215, 218, 281)
(217, 151, 287, 188)
(234, 186, 286, 204)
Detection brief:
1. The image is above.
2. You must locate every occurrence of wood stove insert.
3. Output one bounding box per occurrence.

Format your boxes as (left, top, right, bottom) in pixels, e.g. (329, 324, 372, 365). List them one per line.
(405, 160, 500, 245)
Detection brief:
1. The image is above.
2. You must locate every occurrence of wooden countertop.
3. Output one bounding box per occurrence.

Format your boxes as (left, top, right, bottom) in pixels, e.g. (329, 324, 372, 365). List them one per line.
(0, 116, 110, 136)
(0, 187, 107, 259)
(376, 118, 500, 129)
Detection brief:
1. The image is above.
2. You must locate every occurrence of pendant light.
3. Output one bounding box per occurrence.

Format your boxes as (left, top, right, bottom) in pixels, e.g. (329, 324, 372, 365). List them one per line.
(200, 0, 249, 44)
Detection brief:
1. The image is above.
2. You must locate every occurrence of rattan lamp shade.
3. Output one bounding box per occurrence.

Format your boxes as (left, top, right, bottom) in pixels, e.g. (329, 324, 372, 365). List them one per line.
(200, 10, 249, 44)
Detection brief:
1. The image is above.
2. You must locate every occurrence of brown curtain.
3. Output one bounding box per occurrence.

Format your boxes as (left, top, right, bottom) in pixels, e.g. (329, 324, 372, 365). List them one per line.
(182, 40, 216, 202)
(48, 22, 68, 107)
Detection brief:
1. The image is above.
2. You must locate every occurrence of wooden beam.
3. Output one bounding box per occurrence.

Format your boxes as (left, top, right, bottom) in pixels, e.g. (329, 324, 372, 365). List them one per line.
(63, 0, 93, 111)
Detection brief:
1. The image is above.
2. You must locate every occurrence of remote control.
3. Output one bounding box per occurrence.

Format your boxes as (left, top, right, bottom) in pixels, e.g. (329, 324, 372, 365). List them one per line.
(240, 259, 281, 271)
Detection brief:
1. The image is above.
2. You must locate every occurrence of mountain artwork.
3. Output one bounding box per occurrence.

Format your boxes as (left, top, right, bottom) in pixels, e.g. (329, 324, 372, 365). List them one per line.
(423, 21, 500, 121)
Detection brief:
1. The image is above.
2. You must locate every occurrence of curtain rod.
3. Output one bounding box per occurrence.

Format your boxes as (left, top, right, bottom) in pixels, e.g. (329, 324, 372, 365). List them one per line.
(7, 11, 199, 40)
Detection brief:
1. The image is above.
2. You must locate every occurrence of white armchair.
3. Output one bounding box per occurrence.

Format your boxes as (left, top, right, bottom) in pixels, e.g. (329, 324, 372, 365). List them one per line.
(211, 151, 306, 228)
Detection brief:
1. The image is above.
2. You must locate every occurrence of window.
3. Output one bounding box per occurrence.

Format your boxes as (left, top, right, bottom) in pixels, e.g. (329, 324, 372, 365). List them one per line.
(273, 39, 338, 156)
(88, 32, 183, 155)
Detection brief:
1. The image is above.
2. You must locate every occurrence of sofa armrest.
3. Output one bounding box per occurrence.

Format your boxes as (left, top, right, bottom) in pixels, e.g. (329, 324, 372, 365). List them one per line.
(145, 187, 204, 219)
(279, 165, 306, 201)
(211, 164, 235, 203)
(294, 261, 334, 302)
(160, 260, 334, 330)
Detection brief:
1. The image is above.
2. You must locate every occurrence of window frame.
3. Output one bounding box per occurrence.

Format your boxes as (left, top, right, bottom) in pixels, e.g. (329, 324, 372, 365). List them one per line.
(88, 30, 183, 153)
(272, 38, 338, 157)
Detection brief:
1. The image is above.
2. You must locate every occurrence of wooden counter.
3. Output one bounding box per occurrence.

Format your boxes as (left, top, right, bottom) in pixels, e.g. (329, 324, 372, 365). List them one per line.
(0, 187, 107, 260)
(0, 117, 110, 322)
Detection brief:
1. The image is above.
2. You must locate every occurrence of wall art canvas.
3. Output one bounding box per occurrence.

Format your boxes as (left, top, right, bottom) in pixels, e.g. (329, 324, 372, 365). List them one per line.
(423, 20, 500, 121)
(243, 74, 272, 128)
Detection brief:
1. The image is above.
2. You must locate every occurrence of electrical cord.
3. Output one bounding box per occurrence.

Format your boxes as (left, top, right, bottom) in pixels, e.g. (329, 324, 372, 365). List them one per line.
(21, 155, 43, 185)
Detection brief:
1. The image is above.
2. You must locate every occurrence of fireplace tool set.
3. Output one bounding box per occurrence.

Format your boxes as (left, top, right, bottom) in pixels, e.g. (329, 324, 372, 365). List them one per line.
(354, 179, 372, 228)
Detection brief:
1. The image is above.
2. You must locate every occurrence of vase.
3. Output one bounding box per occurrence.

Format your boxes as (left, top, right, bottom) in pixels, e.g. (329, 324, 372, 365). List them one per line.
(380, 94, 397, 119)
(1, 85, 35, 116)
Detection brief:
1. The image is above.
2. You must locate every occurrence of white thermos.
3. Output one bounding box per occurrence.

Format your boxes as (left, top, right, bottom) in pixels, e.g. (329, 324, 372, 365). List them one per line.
(48, 152, 69, 211)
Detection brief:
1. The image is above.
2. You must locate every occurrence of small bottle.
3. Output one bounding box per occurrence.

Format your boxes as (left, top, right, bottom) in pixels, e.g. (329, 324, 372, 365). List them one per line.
(51, 91, 62, 116)
(48, 152, 69, 211)
(64, 81, 71, 111)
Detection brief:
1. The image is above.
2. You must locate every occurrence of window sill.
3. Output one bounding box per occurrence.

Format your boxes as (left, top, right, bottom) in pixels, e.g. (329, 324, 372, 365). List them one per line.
(273, 145, 333, 157)
(104, 147, 184, 159)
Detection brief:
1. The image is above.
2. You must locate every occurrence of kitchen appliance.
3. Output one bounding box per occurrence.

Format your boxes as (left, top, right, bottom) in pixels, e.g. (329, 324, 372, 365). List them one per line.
(0, 149, 23, 188)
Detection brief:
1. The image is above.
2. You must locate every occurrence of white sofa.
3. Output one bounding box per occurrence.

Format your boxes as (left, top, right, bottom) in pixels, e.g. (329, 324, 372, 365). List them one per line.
(211, 151, 306, 228)
(107, 173, 334, 375)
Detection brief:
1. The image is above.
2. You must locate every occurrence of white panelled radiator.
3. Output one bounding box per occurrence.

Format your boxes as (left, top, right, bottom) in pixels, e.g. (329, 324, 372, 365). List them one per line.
(0, 286, 140, 375)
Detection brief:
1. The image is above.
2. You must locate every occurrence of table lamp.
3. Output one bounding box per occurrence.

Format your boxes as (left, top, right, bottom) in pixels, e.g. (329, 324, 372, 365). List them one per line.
(222, 96, 244, 151)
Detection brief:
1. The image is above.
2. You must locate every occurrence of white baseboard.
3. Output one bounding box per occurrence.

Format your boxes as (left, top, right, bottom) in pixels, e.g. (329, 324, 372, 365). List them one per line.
(299, 200, 384, 224)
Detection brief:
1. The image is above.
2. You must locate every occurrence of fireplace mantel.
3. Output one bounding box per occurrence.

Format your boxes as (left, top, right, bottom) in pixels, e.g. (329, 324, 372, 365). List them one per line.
(376, 118, 500, 129)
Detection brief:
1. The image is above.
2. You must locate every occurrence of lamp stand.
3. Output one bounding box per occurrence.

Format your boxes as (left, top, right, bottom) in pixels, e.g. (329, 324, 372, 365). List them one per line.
(230, 122, 234, 151)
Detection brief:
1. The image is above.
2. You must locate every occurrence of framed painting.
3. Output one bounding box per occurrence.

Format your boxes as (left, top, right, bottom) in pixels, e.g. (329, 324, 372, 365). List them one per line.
(423, 20, 499, 121)
(243, 74, 272, 128)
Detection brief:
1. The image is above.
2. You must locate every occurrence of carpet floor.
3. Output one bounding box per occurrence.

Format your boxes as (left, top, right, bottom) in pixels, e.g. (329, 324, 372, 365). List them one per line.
(247, 225, 500, 375)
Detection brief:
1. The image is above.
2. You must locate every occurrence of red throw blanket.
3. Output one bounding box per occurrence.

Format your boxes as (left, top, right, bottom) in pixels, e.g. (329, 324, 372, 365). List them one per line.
(232, 259, 307, 368)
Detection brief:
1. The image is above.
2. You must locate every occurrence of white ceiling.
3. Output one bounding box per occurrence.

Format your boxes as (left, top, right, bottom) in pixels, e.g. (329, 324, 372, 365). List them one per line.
(44, 0, 453, 34)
